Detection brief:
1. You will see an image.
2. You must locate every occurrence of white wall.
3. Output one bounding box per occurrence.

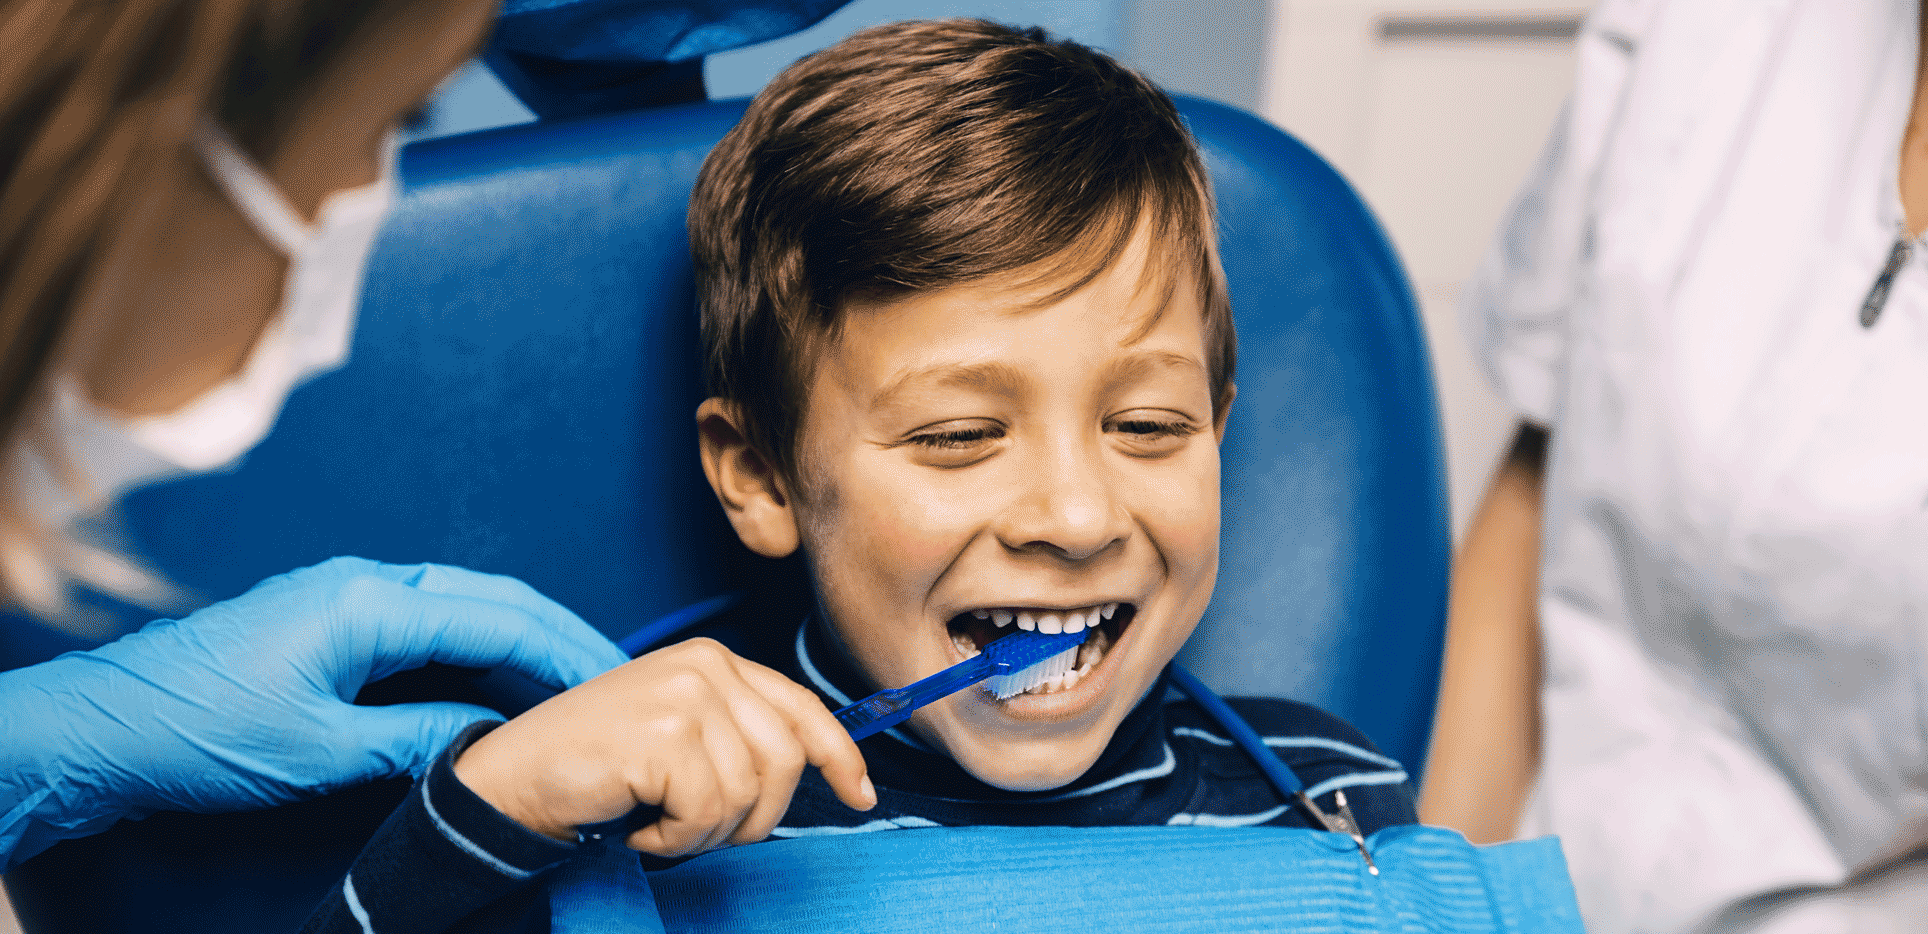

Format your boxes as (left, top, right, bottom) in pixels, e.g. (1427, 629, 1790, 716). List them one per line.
(1261, 0, 1586, 536)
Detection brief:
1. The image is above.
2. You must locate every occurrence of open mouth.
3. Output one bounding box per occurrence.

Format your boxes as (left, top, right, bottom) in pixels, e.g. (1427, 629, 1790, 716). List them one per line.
(945, 603, 1137, 698)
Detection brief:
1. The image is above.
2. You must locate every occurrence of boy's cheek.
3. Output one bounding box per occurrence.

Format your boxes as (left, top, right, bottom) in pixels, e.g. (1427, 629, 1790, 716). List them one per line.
(1127, 461, 1221, 550)
(800, 456, 957, 559)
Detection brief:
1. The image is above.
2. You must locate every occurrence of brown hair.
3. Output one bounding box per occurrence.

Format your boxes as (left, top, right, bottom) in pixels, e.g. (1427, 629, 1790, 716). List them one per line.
(0, 0, 385, 616)
(690, 18, 1234, 479)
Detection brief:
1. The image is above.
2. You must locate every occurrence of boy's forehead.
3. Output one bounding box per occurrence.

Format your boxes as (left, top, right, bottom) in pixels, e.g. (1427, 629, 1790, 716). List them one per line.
(828, 272, 1209, 412)
(838, 217, 1203, 355)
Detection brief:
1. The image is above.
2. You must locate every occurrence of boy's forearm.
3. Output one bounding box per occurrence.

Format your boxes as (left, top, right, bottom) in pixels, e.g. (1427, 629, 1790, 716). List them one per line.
(1418, 422, 1547, 843)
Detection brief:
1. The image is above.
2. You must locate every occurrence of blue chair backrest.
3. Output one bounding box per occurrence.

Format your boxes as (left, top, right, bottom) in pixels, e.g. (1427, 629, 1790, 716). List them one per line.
(1173, 98, 1447, 772)
(0, 96, 1446, 933)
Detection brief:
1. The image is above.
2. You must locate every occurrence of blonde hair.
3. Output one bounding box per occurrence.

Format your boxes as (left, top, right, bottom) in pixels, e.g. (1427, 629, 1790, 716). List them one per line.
(0, 0, 382, 624)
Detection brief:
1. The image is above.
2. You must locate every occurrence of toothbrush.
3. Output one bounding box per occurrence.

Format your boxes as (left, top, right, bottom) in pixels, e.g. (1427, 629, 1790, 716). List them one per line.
(834, 628, 1089, 740)
(579, 627, 1088, 841)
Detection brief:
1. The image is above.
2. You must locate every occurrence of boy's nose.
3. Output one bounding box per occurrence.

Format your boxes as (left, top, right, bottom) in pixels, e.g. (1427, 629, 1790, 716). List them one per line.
(993, 451, 1131, 562)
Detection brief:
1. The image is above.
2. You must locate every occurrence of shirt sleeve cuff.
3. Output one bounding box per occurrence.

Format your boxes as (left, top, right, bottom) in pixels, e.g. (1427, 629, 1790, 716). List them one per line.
(423, 719, 580, 873)
(308, 721, 578, 934)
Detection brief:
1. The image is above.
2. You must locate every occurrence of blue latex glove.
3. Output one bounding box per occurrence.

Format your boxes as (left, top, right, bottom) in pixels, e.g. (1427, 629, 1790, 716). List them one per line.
(0, 556, 629, 870)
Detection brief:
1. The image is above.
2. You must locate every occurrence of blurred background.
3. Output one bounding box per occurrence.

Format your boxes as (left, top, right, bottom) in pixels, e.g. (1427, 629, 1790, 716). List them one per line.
(0, 2, 1583, 930)
(413, 0, 1589, 541)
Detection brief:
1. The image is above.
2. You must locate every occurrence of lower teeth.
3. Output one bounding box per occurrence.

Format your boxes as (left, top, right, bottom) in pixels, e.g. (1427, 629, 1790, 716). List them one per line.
(1073, 627, 1111, 671)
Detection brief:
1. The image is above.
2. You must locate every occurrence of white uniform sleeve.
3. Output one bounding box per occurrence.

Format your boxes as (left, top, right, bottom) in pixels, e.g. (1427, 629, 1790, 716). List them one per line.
(1460, 0, 1658, 428)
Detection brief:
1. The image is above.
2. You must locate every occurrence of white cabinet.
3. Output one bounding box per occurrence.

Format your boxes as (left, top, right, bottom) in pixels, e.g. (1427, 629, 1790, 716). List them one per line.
(1262, 1, 1587, 536)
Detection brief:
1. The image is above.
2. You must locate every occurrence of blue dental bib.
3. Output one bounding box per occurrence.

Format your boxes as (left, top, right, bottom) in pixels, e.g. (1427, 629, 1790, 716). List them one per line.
(548, 648, 1580, 934)
(550, 823, 1582, 933)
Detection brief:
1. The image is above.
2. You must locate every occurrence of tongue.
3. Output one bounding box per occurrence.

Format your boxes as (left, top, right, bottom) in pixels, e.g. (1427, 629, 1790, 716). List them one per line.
(955, 614, 1006, 652)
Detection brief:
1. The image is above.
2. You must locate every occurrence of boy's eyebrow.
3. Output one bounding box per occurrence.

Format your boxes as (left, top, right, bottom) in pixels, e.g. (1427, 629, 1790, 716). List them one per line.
(1101, 349, 1206, 392)
(870, 360, 1029, 411)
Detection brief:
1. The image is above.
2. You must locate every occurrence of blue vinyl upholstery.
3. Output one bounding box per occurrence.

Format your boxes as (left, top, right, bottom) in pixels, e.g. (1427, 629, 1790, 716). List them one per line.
(1173, 98, 1449, 774)
(1, 95, 1446, 932)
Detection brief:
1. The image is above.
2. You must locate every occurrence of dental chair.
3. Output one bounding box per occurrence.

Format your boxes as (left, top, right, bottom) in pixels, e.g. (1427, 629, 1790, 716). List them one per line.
(0, 94, 1447, 933)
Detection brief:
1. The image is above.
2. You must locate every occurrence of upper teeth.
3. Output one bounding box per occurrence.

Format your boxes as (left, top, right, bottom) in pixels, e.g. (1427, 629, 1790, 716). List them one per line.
(980, 604, 1117, 631)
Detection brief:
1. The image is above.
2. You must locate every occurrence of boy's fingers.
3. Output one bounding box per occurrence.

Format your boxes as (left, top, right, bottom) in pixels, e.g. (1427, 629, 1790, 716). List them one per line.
(630, 742, 726, 857)
(695, 717, 761, 853)
(714, 682, 809, 844)
(735, 661, 875, 812)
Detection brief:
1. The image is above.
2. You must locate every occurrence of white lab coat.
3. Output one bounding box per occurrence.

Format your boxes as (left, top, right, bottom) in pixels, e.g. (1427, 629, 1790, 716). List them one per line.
(1464, 0, 1928, 931)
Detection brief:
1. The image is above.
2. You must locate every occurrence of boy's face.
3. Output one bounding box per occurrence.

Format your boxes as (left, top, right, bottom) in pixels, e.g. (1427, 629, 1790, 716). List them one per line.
(787, 222, 1228, 791)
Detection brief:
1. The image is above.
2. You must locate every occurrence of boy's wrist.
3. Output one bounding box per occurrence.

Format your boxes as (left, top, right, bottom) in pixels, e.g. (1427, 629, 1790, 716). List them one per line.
(448, 722, 580, 842)
(439, 721, 584, 852)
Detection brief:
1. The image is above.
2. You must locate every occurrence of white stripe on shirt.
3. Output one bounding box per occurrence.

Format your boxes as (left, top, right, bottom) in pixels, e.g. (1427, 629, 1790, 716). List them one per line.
(768, 816, 942, 837)
(1302, 769, 1410, 802)
(420, 781, 537, 880)
(1037, 741, 1176, 801)
(1170, 726, 1404, 771)
(1164, 771, 1407, 828)
(343, 875, 377, 934)
(1166, 803, 1294, 828)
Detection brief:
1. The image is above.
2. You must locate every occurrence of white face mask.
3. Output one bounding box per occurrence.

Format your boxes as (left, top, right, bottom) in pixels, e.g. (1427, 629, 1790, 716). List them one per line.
(23, 121, 398, 529)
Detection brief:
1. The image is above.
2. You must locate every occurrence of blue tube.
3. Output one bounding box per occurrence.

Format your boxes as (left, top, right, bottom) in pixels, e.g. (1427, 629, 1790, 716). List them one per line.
(617, 593, 743, 657)
(1166, 664, 1305, 797)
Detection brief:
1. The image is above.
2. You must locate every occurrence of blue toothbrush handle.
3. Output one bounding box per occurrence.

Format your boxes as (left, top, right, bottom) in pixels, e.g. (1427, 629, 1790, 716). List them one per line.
(835, 653, 997, 740)
(835, 692, 916, 740)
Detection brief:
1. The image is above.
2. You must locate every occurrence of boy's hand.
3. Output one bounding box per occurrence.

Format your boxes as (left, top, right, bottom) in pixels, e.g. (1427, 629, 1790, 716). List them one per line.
(451, 638, 876, 856)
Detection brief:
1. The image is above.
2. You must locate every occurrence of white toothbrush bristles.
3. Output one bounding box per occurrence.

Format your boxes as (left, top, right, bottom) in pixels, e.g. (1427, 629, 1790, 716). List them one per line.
(985, 643, 1081, 700)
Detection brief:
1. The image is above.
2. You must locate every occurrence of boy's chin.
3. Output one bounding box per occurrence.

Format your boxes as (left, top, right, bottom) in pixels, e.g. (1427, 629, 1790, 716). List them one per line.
(932, 729, 1109, 792)
(960, 757, 1096, 793)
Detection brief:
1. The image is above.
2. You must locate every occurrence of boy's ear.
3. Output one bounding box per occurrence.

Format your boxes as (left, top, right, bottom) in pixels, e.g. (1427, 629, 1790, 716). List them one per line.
(695, 398, 800, 558)
(1212, 383, 1237, 442)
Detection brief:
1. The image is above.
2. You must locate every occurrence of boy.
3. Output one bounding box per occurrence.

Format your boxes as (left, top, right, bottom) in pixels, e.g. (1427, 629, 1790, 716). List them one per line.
(304, 19, 1416, 934)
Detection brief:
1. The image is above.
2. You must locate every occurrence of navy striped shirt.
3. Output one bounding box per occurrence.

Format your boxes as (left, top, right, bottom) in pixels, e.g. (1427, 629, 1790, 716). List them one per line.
(302, 618, 1418, 933)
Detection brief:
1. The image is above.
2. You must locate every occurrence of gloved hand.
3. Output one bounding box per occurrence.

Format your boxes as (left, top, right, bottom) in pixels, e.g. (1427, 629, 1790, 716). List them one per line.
(1, 556, 629, 870)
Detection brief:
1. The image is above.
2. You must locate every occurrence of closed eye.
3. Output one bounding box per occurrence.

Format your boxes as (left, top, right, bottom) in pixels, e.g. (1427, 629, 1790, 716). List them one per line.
(1107, 413, 1203, 457)
(900, 420, 1008, 467)
(1111, 419, 1201, 439)
(908, 424, 1005, 449)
